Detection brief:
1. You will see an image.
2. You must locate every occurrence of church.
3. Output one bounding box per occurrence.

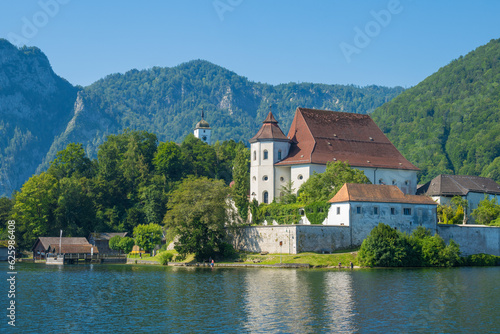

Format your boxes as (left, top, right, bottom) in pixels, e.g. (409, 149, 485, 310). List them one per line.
(249, 107, 419, 204)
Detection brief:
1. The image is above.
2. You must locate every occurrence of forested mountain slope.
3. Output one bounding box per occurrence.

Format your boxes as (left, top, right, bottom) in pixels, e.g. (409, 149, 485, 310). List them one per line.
(372, 38, 500, 183)
(0, 39, 78, 197)
(39, 61, 404, 179)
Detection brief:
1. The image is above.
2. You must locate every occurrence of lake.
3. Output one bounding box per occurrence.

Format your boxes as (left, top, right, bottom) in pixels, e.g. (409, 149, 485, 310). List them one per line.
(2, 262, 499, 333)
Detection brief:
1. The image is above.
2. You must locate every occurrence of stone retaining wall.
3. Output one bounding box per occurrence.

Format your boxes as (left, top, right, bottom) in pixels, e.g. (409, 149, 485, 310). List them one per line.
(437, 224, 500, 256)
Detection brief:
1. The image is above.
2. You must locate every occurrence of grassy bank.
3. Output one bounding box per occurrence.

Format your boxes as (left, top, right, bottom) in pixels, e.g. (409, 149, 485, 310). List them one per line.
(146, 248, 359, 268)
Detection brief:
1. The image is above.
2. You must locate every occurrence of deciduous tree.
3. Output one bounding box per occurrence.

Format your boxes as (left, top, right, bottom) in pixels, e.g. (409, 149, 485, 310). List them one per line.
(164, 176, 235, 261)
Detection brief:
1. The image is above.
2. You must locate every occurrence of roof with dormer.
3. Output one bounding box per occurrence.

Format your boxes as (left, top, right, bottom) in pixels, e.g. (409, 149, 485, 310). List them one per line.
(274, 107, 419, 171)
(329, 183, 436, 205)
(249, 111, 290, 143)
(416, 174, 500, 196)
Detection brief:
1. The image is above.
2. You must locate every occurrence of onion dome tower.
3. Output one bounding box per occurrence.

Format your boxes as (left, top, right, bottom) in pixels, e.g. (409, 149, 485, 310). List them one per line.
(194, 107, 211, 145)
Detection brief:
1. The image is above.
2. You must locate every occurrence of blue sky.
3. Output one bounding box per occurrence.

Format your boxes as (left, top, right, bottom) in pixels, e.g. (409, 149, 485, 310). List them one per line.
(1, 0, 499, 88)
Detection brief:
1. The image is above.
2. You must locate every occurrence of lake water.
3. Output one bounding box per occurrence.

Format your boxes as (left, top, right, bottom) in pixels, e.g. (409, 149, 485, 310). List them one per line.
(2, 262, 499, 333)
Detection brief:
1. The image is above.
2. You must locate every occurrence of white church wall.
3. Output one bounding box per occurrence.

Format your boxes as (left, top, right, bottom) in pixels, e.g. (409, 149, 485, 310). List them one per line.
(357, 167, 418, 195)
(290, 165, 311, 190)
(275, 166, 291, 199)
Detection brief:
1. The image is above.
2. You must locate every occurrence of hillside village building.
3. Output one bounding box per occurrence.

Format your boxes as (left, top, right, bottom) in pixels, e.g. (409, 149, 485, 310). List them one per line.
(250, 107, 419, 204)
(417, 174, 500, 223)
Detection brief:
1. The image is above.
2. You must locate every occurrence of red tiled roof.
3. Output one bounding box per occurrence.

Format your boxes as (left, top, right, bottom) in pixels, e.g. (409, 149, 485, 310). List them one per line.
(275, 108, 419, 170)
(250, 111, 290, 143)
(329, 183, 437, 205)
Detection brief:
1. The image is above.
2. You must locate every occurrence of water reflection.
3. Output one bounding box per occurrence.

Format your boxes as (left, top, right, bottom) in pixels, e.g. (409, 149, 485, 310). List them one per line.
(242, 269, 357, 333)
(9, 263, 500, 333)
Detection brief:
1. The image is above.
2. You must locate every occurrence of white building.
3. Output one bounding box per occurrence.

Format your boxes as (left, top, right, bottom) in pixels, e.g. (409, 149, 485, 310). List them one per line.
(328, 183, 437, 245)
(250, 107, 419, 204)
(193, 108, 211, 145)
(417, 174, 500, 223)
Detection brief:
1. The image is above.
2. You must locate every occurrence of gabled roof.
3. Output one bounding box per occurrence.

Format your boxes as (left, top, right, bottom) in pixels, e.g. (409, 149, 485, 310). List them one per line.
(47, 244, 99, 254)
(249, 111, 290, 143)
(275, 108, 418, 170)
(329, 183, 437, 205)
(417, 174, 500, 196)
(32, 237, 89, 251)
(89, 232, 128, 241)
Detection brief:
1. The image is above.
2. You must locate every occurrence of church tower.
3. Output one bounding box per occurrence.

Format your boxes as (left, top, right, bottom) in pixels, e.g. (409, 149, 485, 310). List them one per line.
(249, 109, 291, 204)
(194, 108, 211, 145)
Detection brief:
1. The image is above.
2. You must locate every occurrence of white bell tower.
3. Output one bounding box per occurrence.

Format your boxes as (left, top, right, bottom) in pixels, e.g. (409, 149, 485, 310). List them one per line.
(194, 108, 211, 145)
(249, 109, 291, 204)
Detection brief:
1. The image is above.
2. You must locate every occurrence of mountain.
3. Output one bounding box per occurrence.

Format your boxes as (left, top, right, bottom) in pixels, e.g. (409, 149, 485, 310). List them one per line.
(0, 39, 78, 197)
(43, 60, 404, 166)
(0, 40, 404, 197)
(371, 38, 500, 184)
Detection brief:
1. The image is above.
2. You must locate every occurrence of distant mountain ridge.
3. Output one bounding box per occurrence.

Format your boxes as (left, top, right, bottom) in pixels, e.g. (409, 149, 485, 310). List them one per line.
(0, 38, 404, 196)
(372, 38, 500, 184)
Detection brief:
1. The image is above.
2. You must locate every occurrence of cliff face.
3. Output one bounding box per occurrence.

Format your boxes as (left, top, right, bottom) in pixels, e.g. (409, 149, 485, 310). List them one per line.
(0, 39, 78, 196)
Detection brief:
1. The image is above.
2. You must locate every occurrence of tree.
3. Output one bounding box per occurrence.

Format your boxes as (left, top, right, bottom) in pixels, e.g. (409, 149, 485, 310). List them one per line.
(153, 141, 183, 181)
(133, 223, 162, 254)
(164, 176, 235, 261)
(181, 134, 217, 178)
(278, 181, 297, 204)
(48, 143, 93, 179)
(119, 236, 135, 254)
(109, 235, 122, 251)
(0, 197, 13, 240)
(471, 197, 500, 225)
(232, 147, 250, 221)
(12, 173, 59, 250)
(297, 161, 371, 204)
(53, 177, 96, 237)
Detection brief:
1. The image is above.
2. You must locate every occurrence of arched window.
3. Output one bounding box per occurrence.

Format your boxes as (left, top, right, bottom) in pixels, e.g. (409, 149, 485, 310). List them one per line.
(253, 151, 256, 161)
(278, 149, 282, 160)
(263, 150, 268, 160)
(263, 191, 269, 204)
(379, 179, 384, 185)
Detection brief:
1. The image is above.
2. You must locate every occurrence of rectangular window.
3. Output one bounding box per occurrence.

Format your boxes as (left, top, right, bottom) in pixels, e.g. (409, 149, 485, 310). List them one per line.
(374, 206, 379, 215)
(356, 206, 361, 214)
(391, 208, 395, 215)
(403, 208, 411, 216)
(337, 207, 340, 215)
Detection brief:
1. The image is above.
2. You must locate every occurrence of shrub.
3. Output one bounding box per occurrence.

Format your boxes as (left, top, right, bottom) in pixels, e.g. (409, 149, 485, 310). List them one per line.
(358, 223, 409, 267)
(158, 251, 175, 265)
(305, 201, 330, 225)
(358, 223, 461, 267)
(461, 253, 500, 266)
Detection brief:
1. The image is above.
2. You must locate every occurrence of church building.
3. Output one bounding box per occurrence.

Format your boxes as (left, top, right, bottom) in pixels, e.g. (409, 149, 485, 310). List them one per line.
(194, 108, 211, 145)
(250, 107, 419, 204)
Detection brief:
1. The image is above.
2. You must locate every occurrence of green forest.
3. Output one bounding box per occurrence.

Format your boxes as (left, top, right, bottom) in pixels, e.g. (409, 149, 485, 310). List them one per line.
(372, 38, 500, 183)
(1, 130, 249, 252)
